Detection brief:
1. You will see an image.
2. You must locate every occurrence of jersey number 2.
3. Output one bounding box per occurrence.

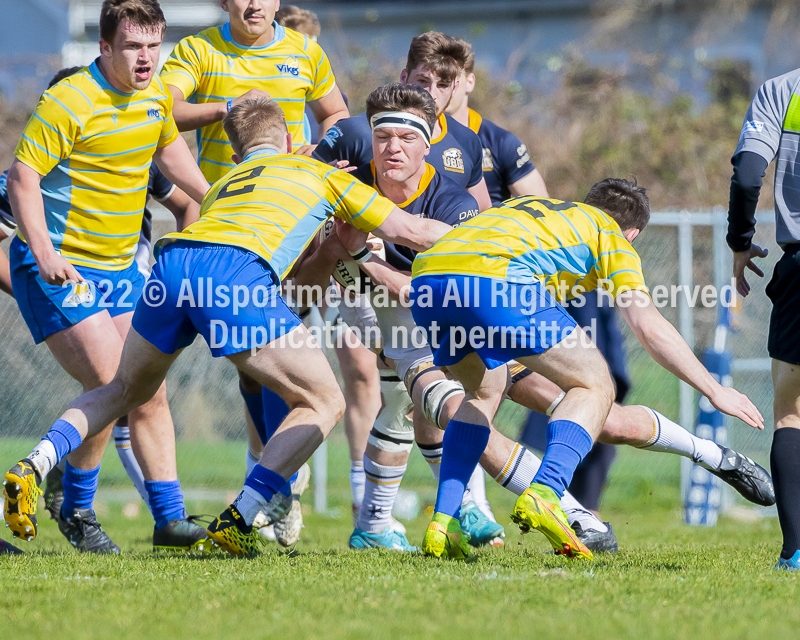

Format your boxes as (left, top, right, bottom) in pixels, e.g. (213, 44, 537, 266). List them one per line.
(216, 165, 267, 200)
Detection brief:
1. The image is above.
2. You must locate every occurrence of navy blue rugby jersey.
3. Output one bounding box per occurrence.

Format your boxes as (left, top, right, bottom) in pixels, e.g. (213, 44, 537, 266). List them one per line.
(467, 108, 535, 205)
(353, 161, 479, 271)
(315, 112, 484, 189)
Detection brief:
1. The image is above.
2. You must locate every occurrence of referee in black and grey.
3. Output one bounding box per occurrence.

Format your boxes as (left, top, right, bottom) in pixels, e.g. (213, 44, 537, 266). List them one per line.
(728, 68, 800, 570)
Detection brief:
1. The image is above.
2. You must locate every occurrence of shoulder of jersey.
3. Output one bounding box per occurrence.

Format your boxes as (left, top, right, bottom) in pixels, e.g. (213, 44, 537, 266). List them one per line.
(43, 67, 103, 123)
(429, 169, 479, 210)
(444, 114, 481, 146)
(281, 26, 323, 54)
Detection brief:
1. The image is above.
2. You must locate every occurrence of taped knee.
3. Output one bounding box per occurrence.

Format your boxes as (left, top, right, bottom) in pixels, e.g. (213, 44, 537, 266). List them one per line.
(368, 379, 414, 453)
(421, 379, 464, 429)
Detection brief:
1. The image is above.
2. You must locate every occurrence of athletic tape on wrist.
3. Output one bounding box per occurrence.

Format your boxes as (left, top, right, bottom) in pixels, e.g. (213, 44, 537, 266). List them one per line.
(349, 247, 371, 265)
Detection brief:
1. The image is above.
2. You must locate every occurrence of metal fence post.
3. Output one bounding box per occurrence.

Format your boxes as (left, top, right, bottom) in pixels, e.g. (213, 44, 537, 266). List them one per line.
(678, 212, 695, 501)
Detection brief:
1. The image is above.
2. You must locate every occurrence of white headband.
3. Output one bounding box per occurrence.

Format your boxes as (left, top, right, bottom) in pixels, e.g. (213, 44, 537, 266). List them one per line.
(369, 111, 432, 147)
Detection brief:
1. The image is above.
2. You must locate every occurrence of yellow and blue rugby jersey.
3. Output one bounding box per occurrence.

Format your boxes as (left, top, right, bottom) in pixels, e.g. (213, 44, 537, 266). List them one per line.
(412, 195, 648, 300)
(157, 150, 394, 281)
(14, 61, 178, 270)
(160, 23, 336, 184)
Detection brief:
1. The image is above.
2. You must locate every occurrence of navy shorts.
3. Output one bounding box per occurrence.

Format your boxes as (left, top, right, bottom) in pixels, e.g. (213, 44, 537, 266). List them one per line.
(132, 241, 301, 357)
(10, 236, 144, 344)
(409, 275, 577, 369)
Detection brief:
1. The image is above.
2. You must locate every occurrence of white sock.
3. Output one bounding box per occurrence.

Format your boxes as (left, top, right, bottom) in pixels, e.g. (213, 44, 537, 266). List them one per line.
(350, 460, 365, 508)
(419, 442, 442, 481)
(640, 408, 723, 471)
(465, 465, 496, 522)
(232, 486, 267, 526)
(494, 443, 606, 533)
(358, 458, 406, 534)
(245, 447, 260, 478)
(113, 425, 148, 504)
(27, 440, 58, 478)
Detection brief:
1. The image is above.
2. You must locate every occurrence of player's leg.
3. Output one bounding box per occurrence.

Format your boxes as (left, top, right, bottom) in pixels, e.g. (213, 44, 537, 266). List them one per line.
(422, 353, 508, 559)
(208, 324, 345, 556)
(771, 359, 800, 570)
(507, 370, 773, 506)
(350, 372, 418, 551)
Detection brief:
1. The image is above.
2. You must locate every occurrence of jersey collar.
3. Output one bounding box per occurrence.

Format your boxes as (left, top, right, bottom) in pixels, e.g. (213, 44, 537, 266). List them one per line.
(430, 114, 448, 145)
(243, 148, 280, 162)
(221, 21, 285, 50)
(467, 108, 483, 134)
(371, 161, 435, 209)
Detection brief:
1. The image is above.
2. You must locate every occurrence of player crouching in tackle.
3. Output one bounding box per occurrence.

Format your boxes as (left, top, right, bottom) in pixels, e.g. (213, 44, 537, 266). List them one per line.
(3, 98, 451, 557)
(407, 182, 766, 559)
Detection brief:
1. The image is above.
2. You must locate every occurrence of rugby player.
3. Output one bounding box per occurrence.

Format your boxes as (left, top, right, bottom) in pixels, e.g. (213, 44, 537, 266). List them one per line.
(315, 32, 492, 212)
(160, 0, 351, 546)
(726, 68, 800, 570)
(445, 38, 549, 203)
(3, 98, 452, 557)
(2, 0, 210, 554)
(401, 182, 765, 558)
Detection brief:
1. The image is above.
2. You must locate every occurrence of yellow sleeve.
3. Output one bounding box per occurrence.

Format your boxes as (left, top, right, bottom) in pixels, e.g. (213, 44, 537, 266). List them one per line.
(157, 85, 179, 148)
(595, 227, 649, 297)
(14, 86, 83, 176)
(306, 41, 336, 102)
(160, 36, 204, 100)
(325, 167, 394, 231)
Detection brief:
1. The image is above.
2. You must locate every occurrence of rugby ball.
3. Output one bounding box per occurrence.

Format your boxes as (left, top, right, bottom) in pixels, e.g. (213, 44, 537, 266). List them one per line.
(317, 218, 385, 294)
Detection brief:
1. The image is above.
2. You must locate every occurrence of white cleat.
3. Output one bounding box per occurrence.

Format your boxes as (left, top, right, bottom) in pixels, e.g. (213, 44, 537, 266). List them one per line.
(273, 463, 311, 548)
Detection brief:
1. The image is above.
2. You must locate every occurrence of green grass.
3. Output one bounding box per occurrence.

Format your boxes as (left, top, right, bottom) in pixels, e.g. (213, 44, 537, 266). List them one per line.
(1, 440, 796, 640)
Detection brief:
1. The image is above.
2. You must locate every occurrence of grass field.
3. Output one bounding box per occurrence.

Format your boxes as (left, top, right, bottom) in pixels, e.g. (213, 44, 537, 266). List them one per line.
(1, 440, 796, 640)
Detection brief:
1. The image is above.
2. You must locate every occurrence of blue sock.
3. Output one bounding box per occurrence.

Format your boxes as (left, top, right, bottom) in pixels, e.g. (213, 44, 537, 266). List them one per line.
(145, 480, 186, 529)
(44, 419, 83, 460)
(244, 464, 291, 504)
(434, 420, 491, 518)
(239, 385, 290, 445)
(60, 462, 100, 518)
(533, 420, 594, 497)
(261, 386, 289, 442)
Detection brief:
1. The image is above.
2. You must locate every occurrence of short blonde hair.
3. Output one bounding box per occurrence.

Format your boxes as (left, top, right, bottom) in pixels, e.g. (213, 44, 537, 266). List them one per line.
(275, 6, 321, 40)
(223, 98, 288, 158)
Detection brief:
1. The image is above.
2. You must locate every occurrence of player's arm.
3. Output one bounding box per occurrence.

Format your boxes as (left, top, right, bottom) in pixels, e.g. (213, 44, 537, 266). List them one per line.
(508, 168, 549, 198)
(152, 136, 210, 206)
(306, 86, 349, 143)
(617, 289, 764, 429)
(160, 185, 200, 231)
(0, 229, 12, 297)
(167, 86, 272, 132)
(467, 177, 492, 212)
(7, 160, 82, 286)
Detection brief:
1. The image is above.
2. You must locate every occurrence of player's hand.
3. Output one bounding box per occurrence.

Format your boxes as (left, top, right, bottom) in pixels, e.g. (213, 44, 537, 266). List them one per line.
(294, 145, 317, 157)
(333, 218, 369, 253)
(326, 159, 357, 173)
(37, 252, 84, 286)
(732, 244, 768, 297)
(708, 385, 764, 430)
(231, 89, 271, 110)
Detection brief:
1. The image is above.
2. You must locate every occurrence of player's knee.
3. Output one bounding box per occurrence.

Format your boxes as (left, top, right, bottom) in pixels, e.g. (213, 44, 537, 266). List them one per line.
(419, 378, 464, 428)
(369, 406, 414, 454)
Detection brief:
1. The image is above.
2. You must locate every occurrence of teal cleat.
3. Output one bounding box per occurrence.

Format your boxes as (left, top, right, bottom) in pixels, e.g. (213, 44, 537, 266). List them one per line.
(349, 527, 419, 552)
(460, 501, 504, 547)
(775, 550, 800, 571)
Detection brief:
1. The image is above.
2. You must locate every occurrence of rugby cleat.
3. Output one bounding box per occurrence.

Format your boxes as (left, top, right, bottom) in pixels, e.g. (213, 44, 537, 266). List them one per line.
(273, 463, 311, 547)
(4, 459, 43, 542)
(0, 538, 24, 555)
(775, 550, 800, 571)
(460, 501, 505, 547)
(422, 512, 471, 560)
(511, 484, 593, 560)
(43, 464, 65, 521)
(572, 520, 618, 553)
(708, 446, 775, 506)
(207, 506, 264, 557)
(153, 516, 212, 552)
(349, 527, 419, 552)
(58, 508, 121, 554)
